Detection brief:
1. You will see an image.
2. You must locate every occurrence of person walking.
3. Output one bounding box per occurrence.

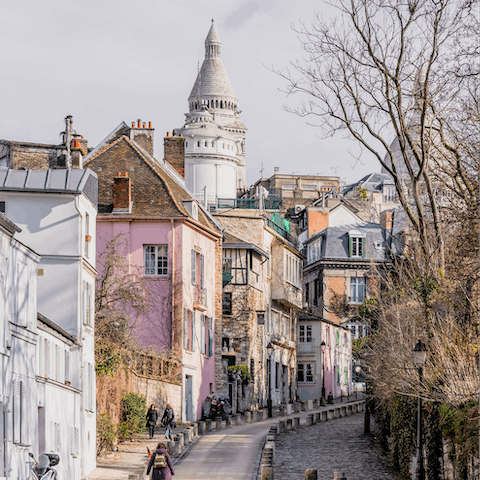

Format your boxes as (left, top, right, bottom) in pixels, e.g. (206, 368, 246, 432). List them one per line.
(161, 404, 175, 440)
(146, 404, 159, 439)
(146, 442, 175, 480)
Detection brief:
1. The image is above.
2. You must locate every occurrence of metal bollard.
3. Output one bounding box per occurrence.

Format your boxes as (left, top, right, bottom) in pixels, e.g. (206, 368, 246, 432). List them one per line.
(328, 409, 335, 420)
(305, 469, 318, 480)
(234, 413, 242, 425)
(215, 417, 223, 430)
(192, 423, 198, 436)
(198, 420, 206, 435)
(314, 412, 321, 423)
(245, 411, 252, 423)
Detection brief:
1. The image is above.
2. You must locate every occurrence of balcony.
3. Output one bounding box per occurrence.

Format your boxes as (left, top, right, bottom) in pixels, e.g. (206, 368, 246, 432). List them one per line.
(194, 285, 207, 311)
(298, 340, 315, 355)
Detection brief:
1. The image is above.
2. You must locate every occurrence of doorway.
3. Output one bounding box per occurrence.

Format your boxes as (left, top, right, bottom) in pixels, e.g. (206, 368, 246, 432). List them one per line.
(185, 375, 193, 422)
(282, 366, 288, 404)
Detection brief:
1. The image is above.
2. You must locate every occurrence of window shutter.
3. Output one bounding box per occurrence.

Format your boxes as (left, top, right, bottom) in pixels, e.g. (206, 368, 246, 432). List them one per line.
(201, 315, 206, 354)
(349, 237, 353, 257)
(39, 338, 45, 377)
(17, 261, 27, 326)
(55, 345, 60, 381)
(65, 351, 70, 384)
(183, 308, 188, 349)
(86, 284, 91, 327)
(74, 427, 79, 456)
(200, 254, 205, 288)
(83, 282, 87, 324)
(45, 340, 51, 378)
(208, 317, 213, 356)
(55, 423, 61, 452)
(362, 238, 366, 258)
(191, 250, 196, 285)
(192, 311, 196, 351)
(20, 381, 26, 444)
(13, 380, 20, 444)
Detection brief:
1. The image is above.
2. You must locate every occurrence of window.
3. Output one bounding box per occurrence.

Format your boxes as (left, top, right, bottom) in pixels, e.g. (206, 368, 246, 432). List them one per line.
(305, 282, 310, 305)
(285, 251, 301, 287)
(85, 213, 90, 258)
(0, 201, 5, 213)
(13, 379, 27, 445)
(344, 366, 348, 384)
(313, 279, 320, 306)
(297, 362, 315, 383)
(222, 292, 232, 315)
(350, 325, 356, 337)
(205, 141, 208, 147)
(185, 141, 188, 148)
(83, 281, 93, 327)
(201, 315, 206, 354)
(275, 362, 280, 389)
(350, 277, 366, 304)
(191, 311, 196, 352)
(144, 245, 168, 276)
(348, 230, 366, 258)
(208, 317, 213, 356)
(307, 238, 322, 264)
(191, 249, 204, 286)
(282, 184, 296, 190)
(299, 325, 312, 343)
(325, 327, 329, 347)
(197, 141, 200, 148)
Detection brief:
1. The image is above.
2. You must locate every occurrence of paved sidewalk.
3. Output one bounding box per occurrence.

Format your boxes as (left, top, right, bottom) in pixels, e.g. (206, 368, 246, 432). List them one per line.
(88, 396, 364, 479)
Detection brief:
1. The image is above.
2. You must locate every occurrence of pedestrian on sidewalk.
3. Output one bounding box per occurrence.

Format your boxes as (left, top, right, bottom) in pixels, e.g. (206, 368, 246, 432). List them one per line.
(161, 404, 175, 440)
(146, 404, 159, 439)
(146, 442, 175, 480)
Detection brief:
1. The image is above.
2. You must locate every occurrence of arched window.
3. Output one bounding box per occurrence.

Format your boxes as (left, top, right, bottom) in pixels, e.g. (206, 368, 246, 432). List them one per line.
(216, 100, 219, 108)
(220, 101, 223, 109)
(205, 141, 208, 147)
(197, 141, 200, 148)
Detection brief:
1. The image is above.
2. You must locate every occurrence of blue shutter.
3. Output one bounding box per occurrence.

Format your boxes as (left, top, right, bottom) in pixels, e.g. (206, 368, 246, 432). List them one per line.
(208, 317, 213, 356)
(201, 315, 206, 354)
(191, 250, 196, 285)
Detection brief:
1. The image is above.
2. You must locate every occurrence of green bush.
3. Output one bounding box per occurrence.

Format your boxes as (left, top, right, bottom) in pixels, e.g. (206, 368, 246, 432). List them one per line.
(228, 364, 251, 382)
(95, 343, 122, 377)
(97, 413, 116, 455)
(120, 391, 146, 440)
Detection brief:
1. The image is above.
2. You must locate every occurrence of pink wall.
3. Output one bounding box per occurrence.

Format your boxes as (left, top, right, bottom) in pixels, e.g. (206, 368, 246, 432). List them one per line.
(96, 218, 218, 421)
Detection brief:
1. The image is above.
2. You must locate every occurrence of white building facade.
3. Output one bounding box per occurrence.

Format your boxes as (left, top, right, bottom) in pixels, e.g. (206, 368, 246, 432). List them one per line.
(0, 168, 98, 479)
(0, 212, 40, 480)
(176, 20, 247, 205)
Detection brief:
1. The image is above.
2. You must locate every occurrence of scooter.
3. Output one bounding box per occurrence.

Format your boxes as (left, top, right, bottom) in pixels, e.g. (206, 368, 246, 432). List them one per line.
(29, 453, 59, 479)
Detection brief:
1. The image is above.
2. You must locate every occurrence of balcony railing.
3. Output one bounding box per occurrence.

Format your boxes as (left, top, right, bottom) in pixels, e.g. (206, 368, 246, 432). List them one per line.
(194, 285, 207, 311)
(298, 340, 315, 354)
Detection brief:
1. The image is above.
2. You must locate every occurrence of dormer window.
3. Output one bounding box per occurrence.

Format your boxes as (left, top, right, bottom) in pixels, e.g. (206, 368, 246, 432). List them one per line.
(348, 230, 366, 258)
(183, 200, 199, 221)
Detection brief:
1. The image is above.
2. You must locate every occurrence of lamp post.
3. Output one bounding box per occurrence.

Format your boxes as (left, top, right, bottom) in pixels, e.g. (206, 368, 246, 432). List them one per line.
(266, 342, 274, 418)
(413, 339, 427, 480)
(320, 341, 326, 405)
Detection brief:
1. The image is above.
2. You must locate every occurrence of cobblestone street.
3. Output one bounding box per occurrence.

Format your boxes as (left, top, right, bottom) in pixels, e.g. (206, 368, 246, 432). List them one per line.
(274, 412, 396, 480)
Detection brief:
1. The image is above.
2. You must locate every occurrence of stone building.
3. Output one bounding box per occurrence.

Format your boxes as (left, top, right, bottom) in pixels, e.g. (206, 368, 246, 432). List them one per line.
(174, 20, 248, 205)
(214, 209, 303, 412)
(240, 171, 343, 211)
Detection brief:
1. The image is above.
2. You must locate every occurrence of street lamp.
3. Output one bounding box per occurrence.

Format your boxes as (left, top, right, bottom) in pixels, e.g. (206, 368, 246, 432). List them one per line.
(413, 339, 427, 480)
(266, 342, 274, 418)
(320, 341, 326, 405)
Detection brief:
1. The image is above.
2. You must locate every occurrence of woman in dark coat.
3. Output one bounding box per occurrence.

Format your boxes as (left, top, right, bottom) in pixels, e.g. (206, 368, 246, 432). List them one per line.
(161, 404, 175, 440)
(146, 404, 159, 439)
(146, 442, 175, 480)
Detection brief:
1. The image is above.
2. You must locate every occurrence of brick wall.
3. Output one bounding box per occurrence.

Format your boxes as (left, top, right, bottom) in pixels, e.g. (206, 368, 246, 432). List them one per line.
(164, 136, 185, 178)
(113, 175, 131, 211)
(324, 274, 347, 324)
(12, 145, 66, 170)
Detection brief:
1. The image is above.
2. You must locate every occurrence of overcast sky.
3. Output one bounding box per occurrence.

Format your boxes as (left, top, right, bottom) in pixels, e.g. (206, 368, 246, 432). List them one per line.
(0, 0, 381, 186)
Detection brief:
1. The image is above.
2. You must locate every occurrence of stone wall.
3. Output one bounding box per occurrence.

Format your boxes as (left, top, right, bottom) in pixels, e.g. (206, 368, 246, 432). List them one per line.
(96, 364, 182, 430)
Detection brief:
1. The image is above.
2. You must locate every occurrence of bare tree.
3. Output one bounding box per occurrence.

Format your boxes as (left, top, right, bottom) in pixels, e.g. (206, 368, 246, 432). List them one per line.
(277, 0, 476, 279)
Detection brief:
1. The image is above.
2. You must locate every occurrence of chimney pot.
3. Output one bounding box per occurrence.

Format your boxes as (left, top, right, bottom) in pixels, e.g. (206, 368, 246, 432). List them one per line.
(137, 119, 141, 128)
(142, 122, 146, 128)
(124, 172, 128, 177)
(117, 172, 121, 176)
(148, 121, 152, 128)
(132, 122, 135, 128)
(81, 135, 84, 139)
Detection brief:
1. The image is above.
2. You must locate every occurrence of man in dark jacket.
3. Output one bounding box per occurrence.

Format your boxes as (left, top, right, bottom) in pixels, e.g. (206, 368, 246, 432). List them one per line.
(146, 405, 159, 439)
(146, 443, 175, 480)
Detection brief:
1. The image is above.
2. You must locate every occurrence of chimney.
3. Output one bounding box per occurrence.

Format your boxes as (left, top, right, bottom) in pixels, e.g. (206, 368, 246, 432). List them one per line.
(164, 133, 185, 178)
(129, 119, 154, 156)
(307, 209, 329, 238)
(380, 209, 393, 229)
(113, 172, 132, 214)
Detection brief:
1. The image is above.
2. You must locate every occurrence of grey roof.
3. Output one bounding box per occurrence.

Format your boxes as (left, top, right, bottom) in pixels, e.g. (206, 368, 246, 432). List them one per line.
(0, 169, 98, 208)
(306, 222, 390, 263)
(0, 210, 21, 234)
(38, 312, 78, 344)
(342, 172, 394, 196)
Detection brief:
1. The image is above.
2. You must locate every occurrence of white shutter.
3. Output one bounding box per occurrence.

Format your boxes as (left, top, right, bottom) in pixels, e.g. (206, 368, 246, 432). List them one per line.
(13, 380, 20, 444)
(39, 338, 45, 377)
(89, 283, 94, 327)
(45, 339, 51, 378)
(83, 281, 88, 325)
(55, 345, 60, 381)
(65, 351, 70, 384)
(16, 261, 27, 327)
(20, 381, 26, 444)
(191, 249, 196, 284)
(55, 423, 61, 452)
(192, 311, 196, 352)
(71, 426, 79, 457)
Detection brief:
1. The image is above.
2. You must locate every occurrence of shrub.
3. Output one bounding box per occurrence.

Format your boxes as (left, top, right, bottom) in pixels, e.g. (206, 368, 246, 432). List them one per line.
(97, 413, 116, 455)
(119, 391, 146, 440)
(228, 364, 251, 383)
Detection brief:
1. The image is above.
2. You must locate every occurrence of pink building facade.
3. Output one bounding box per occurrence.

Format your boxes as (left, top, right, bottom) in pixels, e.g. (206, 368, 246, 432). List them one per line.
(85, 122, 222, 422)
